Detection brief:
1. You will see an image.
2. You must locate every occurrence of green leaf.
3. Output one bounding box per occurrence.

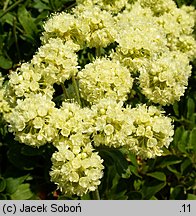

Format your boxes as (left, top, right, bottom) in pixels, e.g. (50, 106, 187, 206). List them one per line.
(128, 191, 142, 200)
(121, 149, 138, 167)
(21, 145, 45, 156)
(99, 148, 128, 176)
(187, 194, 196, 200)
(170, 185, 186, 200)
(0, 177, 6, 192)
(10, 183, 33, 200)
(6, 175, 29, 194)
(81, 193, 91, 200)
(1, 13, 15, 26)
(167, 165, 181, 177)
(187, 98, 195, 120)
(173, 126, 184, 146)
(150, 196, 158, 200)
(110, 190, 128, 200)
(33, 0, 51, 11)
(142, 180, 166, 199)
(7, 142, 37, 170)
(133, 179, 142, 191)
(0, 194, 7, 200)
(0, 55, 12, 69)
(173, 101, 179, 117)
(147, 172, 166, 182)
(122, 165, 141, 178)
(180, 158, 192, 175)
(17, 6, 38, 40)
(189, 128, 196, 152)
(178, 130, 189, 153)
(157, 156, 182, 168)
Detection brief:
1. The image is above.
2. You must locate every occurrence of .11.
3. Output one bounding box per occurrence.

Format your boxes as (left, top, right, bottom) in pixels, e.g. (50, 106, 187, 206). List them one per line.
(180, 204, 191, 213)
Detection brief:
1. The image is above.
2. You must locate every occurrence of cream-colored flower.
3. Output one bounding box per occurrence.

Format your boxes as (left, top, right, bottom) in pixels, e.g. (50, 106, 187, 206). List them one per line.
(50, 137, 104, 196)
(8, 62, 54, 99)
(6, 94, 57, 147)
(124, 104, 174, 159)
(91, 98, 135, 148)
(0, 73, 11, 115)
(139, 51, 192, 105)
(32, 38, 79, 85)
(139, 0, 176, 15)
(78, 58, 133, 104)
(156, 6, 196, 59)
(76, 0, 129, 13)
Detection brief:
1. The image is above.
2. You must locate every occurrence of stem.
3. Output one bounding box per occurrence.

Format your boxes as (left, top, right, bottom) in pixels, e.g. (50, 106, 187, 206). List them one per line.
(92, 189, 100, 200)
(95, 47, 102, 58)
(49, 0, 58, 11)
(3, 0, 10, 11)
(13, 17, 20, 60)
(0, 0, 24, 19)
(65, 2, 77, 11)
(72, 76, 82, 107)
(61, 83, 69, 99)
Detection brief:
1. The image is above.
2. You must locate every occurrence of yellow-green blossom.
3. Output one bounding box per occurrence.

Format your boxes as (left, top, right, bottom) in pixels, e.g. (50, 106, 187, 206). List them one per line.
(0, 73, 11, 115)
(156, 6, 196, 59)
(124, 104, 174, 159)
(73, 4, 116, 48)
(42, 5, 116, 49)
(8, 62, 54, 99)
(32, 38, 80, 84)
(91, 98, 135, 148)
(41, 13, 81, 45)
(50, 137, 104, 196)
(112, 2, 168, 72)
(77, 0, 129, 13)
(78, 58, 133, 104)
(139, 0, 176, 15)
(6, 94, 58, 147)
(52, 102, 95, 146)
(139, 51, 192, 105)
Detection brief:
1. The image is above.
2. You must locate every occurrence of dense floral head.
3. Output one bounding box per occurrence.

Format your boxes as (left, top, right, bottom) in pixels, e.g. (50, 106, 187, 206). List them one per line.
(42, 5, 116, 49)
(124, 104, 174, 159)
(6, 94, 57, 147)
(90, 98, 132, 148)
(8, 63, 54, 100)
(76, 0, 129, 13)
(32, 38, 79, 85)
(78, 58, 133, 104)
(139, 51, 192, 105)
(0, 73, 11, 115)
(50, 137, 104, 196)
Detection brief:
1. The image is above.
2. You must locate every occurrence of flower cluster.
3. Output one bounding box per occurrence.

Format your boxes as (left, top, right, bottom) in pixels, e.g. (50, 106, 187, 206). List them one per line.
(139, 51, 192, 105)
(77, 0, 129, 13)
(50, 136, 104, 196)
(51, 102, 94, 145)
(6, 94, 57, 147)
(78, 58, 133, 104)
(124, 105, 174, 158)
(89, 99, 174, 158)
(90, 98, 132, 148)
(0, 73, 10, 115)
(0, 0, 195, 197)
(42, 5, 116, 49)
(32, 38, 80, 85)
(8, 63, 54, 99)
(138, 0, 176, 15)
(156, 5, 196, 59)
(114, 3, 168, 61)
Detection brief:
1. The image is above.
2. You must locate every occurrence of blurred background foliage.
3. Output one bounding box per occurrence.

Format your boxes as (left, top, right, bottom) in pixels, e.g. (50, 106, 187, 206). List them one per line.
(0, 0, 196, 200)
